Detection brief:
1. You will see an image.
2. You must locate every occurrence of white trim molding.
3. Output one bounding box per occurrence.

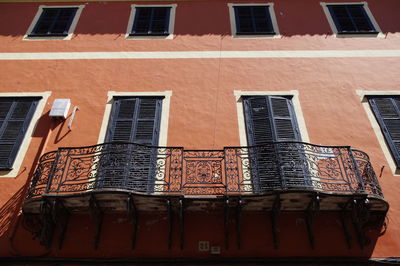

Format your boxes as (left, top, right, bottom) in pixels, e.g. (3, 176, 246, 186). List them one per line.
(0, 91, 52, 178)
(23, 5, 85, 41)
(320, 2, 384, 38)
(2, 50, 400, 60)
(125, 4, 177, 40)
(98, 91, 172, 146)
(356, 90, 400, 175)
(228, 3, 281, 39)
(233, 90, 309, 147)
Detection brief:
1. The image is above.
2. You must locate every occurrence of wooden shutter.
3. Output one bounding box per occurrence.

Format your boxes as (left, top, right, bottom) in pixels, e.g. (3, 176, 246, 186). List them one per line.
(369, 97, 400, 167)
(131, 7, 171, 35)
(150, 7, 171, 34)
(243, 96, 300, 145)
(100, 97, 162, 192)
(0, 98, 39, 170)
(346, 5, 375, 32)
(269, 96, 301, 141)
(328, 5, 375, 33)
(234, 6, 274, 35)
(31, 8, 78, 36)
(243, 96, 303, 190)
(106, 97, 162, 145)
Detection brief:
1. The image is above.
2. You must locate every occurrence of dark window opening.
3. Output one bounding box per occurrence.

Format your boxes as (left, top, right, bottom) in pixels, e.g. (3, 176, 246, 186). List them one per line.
(130, 7, 171, 36)
(29, 7, 78, 37)
(243, 96, 309, 192)
(0, 97, 39, 170)
(327, 4, 377, 34)
(369, 97, 400, 168)
(97, 97, 163, 192)
(234, 6, 275, 35)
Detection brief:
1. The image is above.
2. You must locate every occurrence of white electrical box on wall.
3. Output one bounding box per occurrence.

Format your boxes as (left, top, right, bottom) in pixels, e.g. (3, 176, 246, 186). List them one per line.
(49, 99, 71, 119)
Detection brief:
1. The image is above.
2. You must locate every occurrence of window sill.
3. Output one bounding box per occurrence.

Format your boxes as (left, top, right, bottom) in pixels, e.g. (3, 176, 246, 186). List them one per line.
(23, 34, 73, 41)
(232, 33, 281, 39)
(334, 32, 385, 38)
(125, 34, 173, 40)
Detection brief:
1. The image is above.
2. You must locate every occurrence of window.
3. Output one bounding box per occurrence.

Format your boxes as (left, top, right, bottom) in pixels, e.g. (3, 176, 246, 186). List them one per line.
(106, 97, 163, 145)
(0, 98, 39, 170)
(243, 96, 307, 191)
(243, 96, 301, 145)
(126, 5, 177, 39)
(25, 5, 84, 40)
(369, 97, 400, 168)
(228, 3, 280, 37)
(97, 97, 163, 192)
(321, 2, 381, 36)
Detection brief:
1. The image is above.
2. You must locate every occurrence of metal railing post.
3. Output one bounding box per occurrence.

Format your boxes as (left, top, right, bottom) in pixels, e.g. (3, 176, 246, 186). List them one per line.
(44, 149, 61, 194)
(348, 148, 365, 194)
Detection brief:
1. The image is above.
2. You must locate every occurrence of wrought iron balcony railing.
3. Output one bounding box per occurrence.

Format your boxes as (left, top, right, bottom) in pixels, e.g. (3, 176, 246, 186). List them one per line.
(22, 142, 389, 250)
(26, 142, 383, 200)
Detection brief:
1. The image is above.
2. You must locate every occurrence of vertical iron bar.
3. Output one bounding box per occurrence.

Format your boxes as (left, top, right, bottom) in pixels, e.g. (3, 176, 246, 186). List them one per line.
(128, 194, 138, 249)
(224, 198, 229, 250)
(167, 198, 172, 249)
(340, 201, 352, 249)
(349, 148, 365, 193)
(180, 148, 184, 193)
(57, 149, 70, 193)
(57, 200, 70, 250)
(45, 149, 61, 194)
(223, 148, 229, 194)
(271, 194, 281, 249)
(236, 199, 242, 249)
(179, 198, 185, 249)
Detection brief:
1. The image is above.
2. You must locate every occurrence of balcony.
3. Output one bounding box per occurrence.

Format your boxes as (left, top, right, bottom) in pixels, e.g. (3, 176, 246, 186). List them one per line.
(22, 142, 388, 249)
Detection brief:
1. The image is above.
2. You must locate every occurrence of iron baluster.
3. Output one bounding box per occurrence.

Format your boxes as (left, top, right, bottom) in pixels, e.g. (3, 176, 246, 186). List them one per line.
(44, 149, 61, 194)
(349, 148, 366, 194)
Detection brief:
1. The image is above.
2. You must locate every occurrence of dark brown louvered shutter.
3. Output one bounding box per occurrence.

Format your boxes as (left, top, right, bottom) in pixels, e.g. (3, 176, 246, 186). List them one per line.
(131, 7, 171, 36)
(243, 96, 274, 146)
(0, 98, 39, 170)
(101, 97, 163, 192)
(243, 96, 300, 144)
(234, 6, 274, 35)
(243, 96, 303, 191)
(106, 97, 162, 145)
(30, 8, 78, 37)
(327, 5, 375, 34)
(269, 96, 301, 141)
(369, 97, 400, 167)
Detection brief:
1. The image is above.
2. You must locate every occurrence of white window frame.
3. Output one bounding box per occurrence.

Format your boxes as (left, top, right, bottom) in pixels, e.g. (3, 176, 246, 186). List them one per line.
(357, 90, 400, 175)
(228, 3, 281, 39)
(23, 5, 85, 41)
(0, 91, 51, 177)
(126, 4, 177, 40)
(320, 2, 384, 38)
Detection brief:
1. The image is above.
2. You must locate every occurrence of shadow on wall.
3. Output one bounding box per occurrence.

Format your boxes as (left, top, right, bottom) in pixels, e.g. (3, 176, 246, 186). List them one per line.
(0, 186, 24, 238)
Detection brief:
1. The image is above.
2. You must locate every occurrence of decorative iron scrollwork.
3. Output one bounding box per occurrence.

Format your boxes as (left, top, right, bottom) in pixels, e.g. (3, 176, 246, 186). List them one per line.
(25, 142, 384, 199)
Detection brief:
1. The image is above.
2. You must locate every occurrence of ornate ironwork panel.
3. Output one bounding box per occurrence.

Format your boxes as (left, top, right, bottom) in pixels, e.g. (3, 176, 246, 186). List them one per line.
(182, 150, 226, 195)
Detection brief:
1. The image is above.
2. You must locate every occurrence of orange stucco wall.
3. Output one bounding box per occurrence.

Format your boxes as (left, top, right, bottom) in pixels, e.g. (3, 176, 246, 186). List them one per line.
(0, 0, 400, 261)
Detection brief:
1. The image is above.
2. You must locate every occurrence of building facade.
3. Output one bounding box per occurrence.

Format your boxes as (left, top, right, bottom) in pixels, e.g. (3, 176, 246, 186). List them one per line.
(0, 0, 399, 264)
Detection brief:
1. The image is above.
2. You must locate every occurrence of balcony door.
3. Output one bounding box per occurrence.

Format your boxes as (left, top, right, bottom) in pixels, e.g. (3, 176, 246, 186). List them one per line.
(243, 96, 308, 191)
(97, 97, 163, 192)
